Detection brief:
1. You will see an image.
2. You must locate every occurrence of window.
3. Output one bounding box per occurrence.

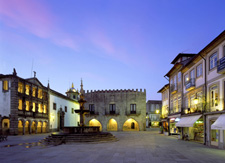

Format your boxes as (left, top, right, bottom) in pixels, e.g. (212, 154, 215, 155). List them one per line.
(178, 72, 181, 83)
(197, 92, 203, 110)
(65, 106, 67, 112)
(190, 69, 195, 79)
(184, 74, 189, 83)
(173, 97, 178, 112)
(89, 104, 95, 113)
(109, 104, 116, 114)
(38, 89, 42, 99)
(130, 104, 136, 113)
(3, 80, 8, 91)
(32, 87, 36, 97)
(18, 82, 24, 93)
(44, 105, 47, 113)
(18, 99, 22, 110)
(223, 45, 225, 57)
(72, 108, 74, 114)
(53, 103, 56, 110)
(32, 102, 36, 112)
(210, 85, 218, 110)
(190, 94, 196, 112)
(209, 52, 217, 70)
(178, 95, 181, 112)
(197, 64, 203, 77)
(174, 75, 177, 89)
(38, 104, 43, 113)
(25, 101, 29, 111)
(25, 85, 30, 95)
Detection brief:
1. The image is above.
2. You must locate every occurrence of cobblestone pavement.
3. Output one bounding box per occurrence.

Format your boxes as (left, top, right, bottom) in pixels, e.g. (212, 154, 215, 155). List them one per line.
(0, 131, 225, 163)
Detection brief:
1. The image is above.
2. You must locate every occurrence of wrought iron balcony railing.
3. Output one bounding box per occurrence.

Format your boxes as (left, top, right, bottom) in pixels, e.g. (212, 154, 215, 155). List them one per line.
(185, 78, 195, 91)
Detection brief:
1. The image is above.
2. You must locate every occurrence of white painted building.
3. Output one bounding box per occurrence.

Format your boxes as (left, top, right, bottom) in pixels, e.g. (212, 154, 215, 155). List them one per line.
(49, 84, 80, 132)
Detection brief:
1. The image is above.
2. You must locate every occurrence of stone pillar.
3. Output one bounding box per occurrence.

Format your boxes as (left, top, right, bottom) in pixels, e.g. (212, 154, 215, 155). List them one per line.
(41, 121, 43, 133)
(35, 121, 37, 134)
(22, 120, 25, 135)
(29, 121, 32, 134)
(10, 77, 19, 135)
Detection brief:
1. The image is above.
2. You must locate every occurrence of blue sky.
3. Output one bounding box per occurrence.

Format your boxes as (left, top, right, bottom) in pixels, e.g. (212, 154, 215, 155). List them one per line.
(0, 0, 225, 100)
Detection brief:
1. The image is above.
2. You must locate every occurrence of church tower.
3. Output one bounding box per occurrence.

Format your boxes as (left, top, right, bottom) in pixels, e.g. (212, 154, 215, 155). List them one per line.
(66, 83, 79, 101)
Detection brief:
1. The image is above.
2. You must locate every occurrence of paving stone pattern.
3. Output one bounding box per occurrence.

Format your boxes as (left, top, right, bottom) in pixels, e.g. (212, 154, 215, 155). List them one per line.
(0, 131, 225, 163)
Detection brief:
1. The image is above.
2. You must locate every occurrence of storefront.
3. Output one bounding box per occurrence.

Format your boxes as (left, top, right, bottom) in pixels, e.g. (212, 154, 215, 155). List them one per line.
(161, 119, 169, 135)
(207, 114, 225, 149)
(176, 114, 203, 142)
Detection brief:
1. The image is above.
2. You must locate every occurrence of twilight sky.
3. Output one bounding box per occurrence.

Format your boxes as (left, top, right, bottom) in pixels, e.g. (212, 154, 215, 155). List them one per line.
(0, 0, 225, 101)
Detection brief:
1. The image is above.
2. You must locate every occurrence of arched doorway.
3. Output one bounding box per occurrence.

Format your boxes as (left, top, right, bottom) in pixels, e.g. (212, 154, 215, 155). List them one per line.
(37, 122, 42, 133)
(107, 119, 118, 131)
(2, 118, 10, 134)
(18, 120, 23, 135)
(25, 121, 29, 134)
(123, 118, 139, 131)
(31, 121, 36, 134)
(89, 119, 102, 131)
(43, 122, 47, 133)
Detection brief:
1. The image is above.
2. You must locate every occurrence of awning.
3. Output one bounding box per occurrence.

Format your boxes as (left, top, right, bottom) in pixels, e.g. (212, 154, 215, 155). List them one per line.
(175, 115, 202, 127)
(211, 114, 225, 130)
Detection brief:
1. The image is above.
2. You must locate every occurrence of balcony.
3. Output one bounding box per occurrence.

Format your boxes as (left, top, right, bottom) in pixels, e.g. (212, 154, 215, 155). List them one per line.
(126, 110, 141, 116)
(217, 56, 225, 74)
(170, 84, 177, 94)
(185, 78, 195, 91)
(86, 111, 99, 117)
(182, 107, 203, 115)
(18, 110, 34, 117)
(105, 110, 119, 116)
(34, 112, 48, 119)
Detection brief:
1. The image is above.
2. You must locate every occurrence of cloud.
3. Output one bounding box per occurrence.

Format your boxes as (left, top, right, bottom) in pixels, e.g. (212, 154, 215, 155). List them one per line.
(0, 0, 79, 50)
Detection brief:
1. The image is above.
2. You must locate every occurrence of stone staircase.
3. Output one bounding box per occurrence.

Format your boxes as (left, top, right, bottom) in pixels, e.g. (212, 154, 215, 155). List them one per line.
(43, 132, 118, 145)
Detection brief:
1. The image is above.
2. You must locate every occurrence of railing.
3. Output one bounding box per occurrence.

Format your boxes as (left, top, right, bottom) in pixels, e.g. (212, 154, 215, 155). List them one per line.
(217, 56, 225, 74)
(88, 111, 99, 115)
(169, 107, 181, 114)
(182, 107, 203, 114)
(35, 112, 48, 119)
(170, 84, 177, 94)
(105, 110, 120, 115)
(18, 110, 34, 117)
(185, 78, 195, 91)
(125, 110, 141, 116)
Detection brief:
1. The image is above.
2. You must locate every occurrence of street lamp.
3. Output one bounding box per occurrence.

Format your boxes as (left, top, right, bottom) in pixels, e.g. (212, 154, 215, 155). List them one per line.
(156, 109, 160, 114)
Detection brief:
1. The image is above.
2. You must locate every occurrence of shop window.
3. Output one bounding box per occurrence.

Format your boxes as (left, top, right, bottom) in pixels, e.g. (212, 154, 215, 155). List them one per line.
(210, 85, 218, 111)
(190, 94, 196, 112)
(209, 52, 217, 70)
(25, 85, 30, 95)
(3, 80, 8, 91)
(18, 82, 24, 93)
(32, 87, 36, 97)
(197, 92, 203, 111)
(25, 101, 30, 111)
(18, 99, 22, 110)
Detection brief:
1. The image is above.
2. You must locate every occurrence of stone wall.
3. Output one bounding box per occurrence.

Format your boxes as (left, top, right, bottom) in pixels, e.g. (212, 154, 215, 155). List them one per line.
(84, 89, 146, 131)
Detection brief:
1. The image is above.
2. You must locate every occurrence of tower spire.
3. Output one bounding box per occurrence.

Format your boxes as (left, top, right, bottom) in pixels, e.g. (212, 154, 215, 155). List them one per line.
(80, 78, 83, 94)
(72, 82, 74, 88)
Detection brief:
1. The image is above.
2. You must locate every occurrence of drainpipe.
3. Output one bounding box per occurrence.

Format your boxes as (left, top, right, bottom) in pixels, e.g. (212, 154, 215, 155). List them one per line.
(199, 54, 207, 145)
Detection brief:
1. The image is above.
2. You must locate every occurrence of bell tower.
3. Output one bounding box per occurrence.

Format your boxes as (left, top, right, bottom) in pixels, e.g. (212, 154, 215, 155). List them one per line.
(66, 83, 79, 101)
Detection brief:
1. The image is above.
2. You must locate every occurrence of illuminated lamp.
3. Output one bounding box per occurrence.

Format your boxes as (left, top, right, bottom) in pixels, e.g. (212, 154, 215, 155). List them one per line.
(194, 94, 198, 105)
(156, 109, 160, 114)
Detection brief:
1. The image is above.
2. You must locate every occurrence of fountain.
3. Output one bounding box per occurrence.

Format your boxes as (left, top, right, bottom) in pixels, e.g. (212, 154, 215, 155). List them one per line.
(44, 79, 117, 144)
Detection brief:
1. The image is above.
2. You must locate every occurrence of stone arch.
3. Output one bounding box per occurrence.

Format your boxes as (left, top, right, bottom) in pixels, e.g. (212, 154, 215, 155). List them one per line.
(31, 120, 37, 134)
(107, 118, 118, 131)
(24, 120, 30, 134)
(1, 117, 10, 134)
(42, 121, 48, 133)
(37, 121, 43, 133)
(18, 119, 24, 135)
(123, 118, 139, 131)
(89, 119, 102, 131)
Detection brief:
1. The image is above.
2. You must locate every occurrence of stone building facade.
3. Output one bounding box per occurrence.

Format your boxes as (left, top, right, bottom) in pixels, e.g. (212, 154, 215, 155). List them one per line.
(146, 100, 162, 128)
(84, 89, 146, 131)
(0, 69, 49, 135)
